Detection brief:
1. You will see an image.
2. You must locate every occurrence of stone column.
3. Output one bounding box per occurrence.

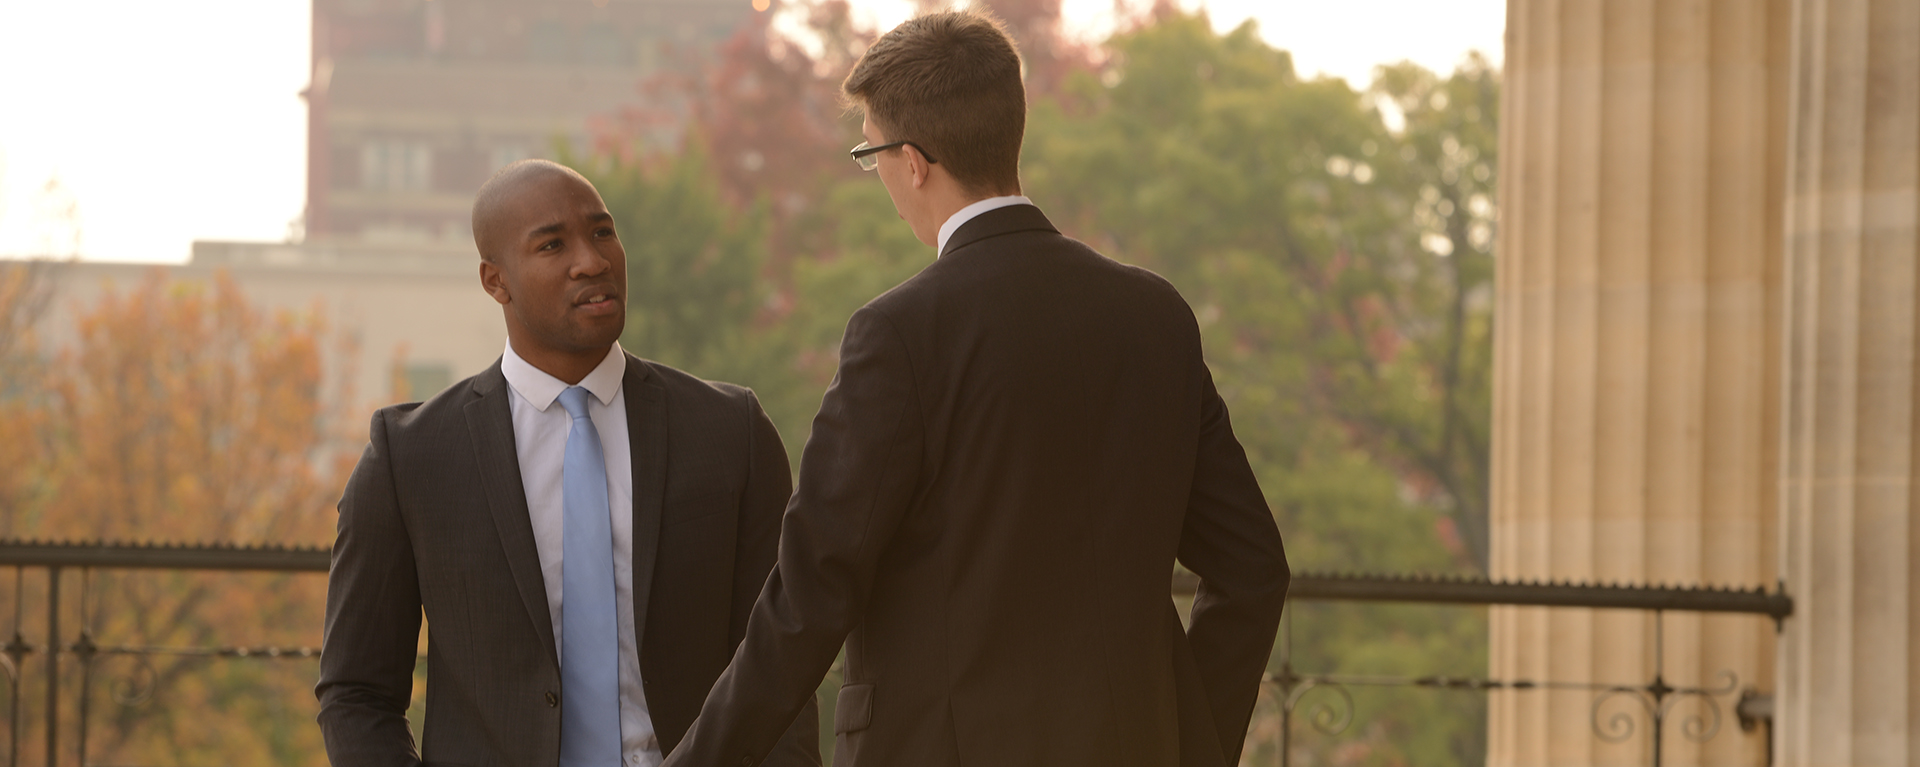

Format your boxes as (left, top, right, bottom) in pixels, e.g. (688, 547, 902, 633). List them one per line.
(1490, 1, 1788, 765)
(1775, 0, 1920, 764)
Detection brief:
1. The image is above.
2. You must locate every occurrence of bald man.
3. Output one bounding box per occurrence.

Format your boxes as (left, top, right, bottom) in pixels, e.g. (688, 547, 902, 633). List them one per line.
(317, 160, 820, 767)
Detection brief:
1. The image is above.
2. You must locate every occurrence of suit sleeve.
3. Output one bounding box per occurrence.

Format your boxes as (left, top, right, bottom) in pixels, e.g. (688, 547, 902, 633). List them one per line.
(666, 305, 924, 767)
(315, 410, 425, 767)
(1176, 368, 1290, 765)
(732, 390, 822, 767)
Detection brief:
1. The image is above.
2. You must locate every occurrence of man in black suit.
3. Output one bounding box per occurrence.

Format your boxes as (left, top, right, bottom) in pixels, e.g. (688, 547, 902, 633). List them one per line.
(316, 160, 818, 767)
(666, 10, 1289, 767)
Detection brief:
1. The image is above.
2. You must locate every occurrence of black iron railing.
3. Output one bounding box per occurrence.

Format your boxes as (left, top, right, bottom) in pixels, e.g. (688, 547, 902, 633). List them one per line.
(0, 540, 327, 767)
(1174, 570, 1791, 767)
(1181, 570, 1792, 623)
(0, 540, 1792, 767)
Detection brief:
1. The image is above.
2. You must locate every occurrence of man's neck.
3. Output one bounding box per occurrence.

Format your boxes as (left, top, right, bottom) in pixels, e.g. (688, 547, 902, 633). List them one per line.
(919, 196, 977, 246)
(909, 168, 1020, 246)
(930, 187, 1019, 227)
(507, 334, 614, 386)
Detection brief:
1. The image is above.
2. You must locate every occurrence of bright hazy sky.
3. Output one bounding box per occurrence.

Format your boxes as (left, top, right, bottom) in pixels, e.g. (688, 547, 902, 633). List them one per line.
(0, 0, 1503, 264)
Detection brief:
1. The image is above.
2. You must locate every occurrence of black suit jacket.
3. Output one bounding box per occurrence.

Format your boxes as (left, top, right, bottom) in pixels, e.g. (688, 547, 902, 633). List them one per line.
(317, 352, 820, 766)
(666, 206, 1289, 767)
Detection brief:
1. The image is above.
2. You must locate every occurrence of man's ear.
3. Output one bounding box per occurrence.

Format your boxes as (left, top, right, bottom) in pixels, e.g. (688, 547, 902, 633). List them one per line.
(908, 145, 931, 190)
(479, 259, 511, 306)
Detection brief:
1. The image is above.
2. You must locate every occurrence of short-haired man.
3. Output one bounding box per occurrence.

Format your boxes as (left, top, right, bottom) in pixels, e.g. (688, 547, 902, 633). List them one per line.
(666, 11, 1288, 767)
(317, 160, 818, 767)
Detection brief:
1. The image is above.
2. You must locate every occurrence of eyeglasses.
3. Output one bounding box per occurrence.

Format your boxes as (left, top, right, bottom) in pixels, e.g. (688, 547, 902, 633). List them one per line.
(849, 140, 939, 171)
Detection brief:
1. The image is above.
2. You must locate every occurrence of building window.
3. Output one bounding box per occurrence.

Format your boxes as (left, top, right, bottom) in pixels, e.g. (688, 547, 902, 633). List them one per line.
(361, 140, 433, 191)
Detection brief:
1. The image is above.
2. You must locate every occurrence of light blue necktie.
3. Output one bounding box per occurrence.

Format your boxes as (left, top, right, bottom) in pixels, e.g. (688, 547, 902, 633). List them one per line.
(557, 386, 621, 766)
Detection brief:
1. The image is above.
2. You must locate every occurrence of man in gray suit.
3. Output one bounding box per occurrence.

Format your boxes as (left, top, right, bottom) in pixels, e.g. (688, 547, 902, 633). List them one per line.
(316, 160, 819, 767)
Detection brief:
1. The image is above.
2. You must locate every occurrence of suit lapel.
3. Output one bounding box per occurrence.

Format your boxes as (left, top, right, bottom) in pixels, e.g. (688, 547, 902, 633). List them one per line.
(463, 362, 560, 671)
(624, 354, 667, 655)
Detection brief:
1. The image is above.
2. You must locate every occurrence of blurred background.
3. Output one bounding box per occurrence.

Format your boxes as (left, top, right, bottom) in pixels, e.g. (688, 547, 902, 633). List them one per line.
(0, 0, 1503, 761)
(3, 0, 1914, 765)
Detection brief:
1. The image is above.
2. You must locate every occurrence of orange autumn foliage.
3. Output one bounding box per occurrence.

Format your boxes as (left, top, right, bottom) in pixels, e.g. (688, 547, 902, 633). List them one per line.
(0, 263, 58, 523)
(0, 267, 356, 764)
(41, 269, 350, 543)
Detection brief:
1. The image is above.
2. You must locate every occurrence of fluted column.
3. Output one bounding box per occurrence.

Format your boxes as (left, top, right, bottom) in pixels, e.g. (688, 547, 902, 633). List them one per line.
(1490, 1, 1789, 765)
(1775, 0, 1920, 764)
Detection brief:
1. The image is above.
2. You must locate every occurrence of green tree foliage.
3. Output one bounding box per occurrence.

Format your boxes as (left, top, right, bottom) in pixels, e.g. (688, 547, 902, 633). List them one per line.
(1362, 58, 1499, 572)
(580, 8, 1497, 764)
(565, 142, 775, 388)
(1018, 14, 1497, 763)
(570, 143, 926, 474)
(8, 7, 1502, 762)
(750, 179, 929, 466)
(1026, 14, 1495, 575)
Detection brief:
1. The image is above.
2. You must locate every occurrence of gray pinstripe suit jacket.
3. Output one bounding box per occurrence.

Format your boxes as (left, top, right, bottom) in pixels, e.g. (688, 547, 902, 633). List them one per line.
(317, 352, 819, 767)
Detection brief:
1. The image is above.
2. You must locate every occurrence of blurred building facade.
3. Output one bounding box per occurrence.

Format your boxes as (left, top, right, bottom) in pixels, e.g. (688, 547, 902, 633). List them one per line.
(6, 0, 760, 409)
(304, 0, 750, 245)
(1491, 0, 1918, 765)
(4, 243, 498, 414)
(8, 1, 755, 412)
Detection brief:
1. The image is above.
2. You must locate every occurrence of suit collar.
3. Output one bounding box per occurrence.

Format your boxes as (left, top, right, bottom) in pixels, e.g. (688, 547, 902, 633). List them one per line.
(936, 195, 1033, 254)
(938, 203, 1059, 259)
(500, 341, 627, 410)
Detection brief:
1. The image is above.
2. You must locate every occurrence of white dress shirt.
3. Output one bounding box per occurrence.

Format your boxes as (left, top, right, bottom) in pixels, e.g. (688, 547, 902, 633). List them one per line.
(936, 194, 1034, 255)
(501, 341, 661, 767)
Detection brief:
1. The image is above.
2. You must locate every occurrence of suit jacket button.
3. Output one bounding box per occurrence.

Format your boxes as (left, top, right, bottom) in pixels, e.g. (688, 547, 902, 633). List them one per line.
(739, 757, 754, 767)
(545, 692, 558, 707)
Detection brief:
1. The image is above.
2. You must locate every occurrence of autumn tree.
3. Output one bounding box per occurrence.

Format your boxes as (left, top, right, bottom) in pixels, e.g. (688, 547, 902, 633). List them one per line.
(693, 2, 867, 214)
(42, 271, 349, 543)
(0, 261, 59, 533)
(3, 269, 353, 765)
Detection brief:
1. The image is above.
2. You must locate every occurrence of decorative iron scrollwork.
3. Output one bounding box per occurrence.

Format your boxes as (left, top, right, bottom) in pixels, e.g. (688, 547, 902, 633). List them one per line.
(1672, 670, 1737, 744)
(1591, 686, 1654, 743)
(1584, 669, 1739, 766)
(105, 654, 157, 707)
(1284, 679, 1355, 736)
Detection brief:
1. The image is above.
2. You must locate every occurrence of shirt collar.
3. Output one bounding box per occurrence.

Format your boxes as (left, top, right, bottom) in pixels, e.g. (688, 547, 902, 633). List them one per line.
(936, 195, 1033, 256)
(501, 340, 626, 412)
